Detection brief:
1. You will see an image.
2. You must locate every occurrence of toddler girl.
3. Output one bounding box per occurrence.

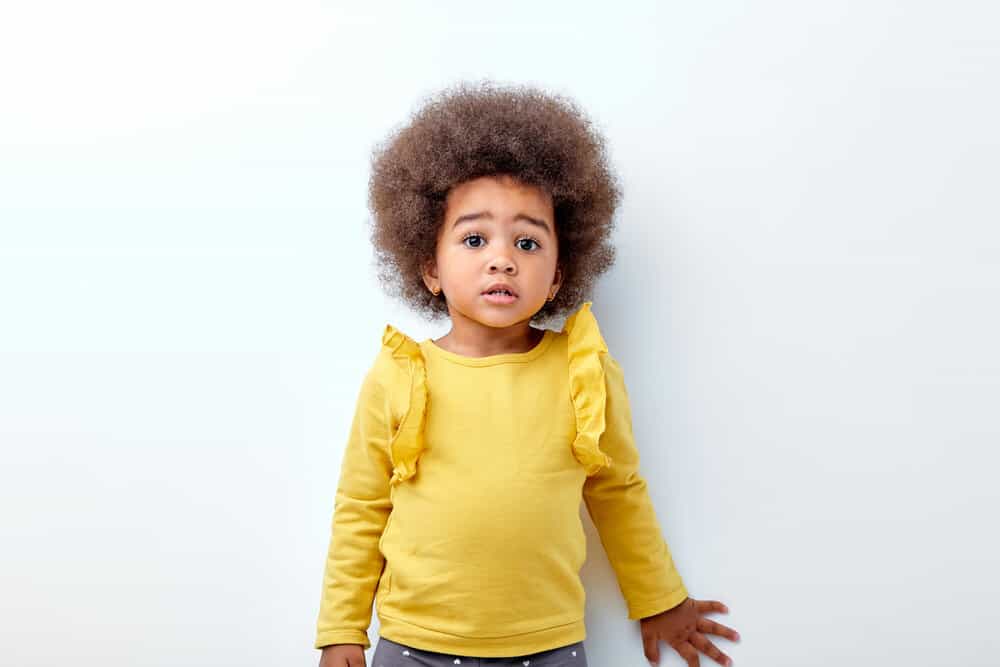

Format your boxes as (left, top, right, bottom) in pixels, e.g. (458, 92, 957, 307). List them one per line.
(315, 81, 739, 667)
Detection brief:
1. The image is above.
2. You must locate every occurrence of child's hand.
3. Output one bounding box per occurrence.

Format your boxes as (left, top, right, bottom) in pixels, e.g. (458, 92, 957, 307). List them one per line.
(640, 597, 740, 666)
(318, 643, 366, 667)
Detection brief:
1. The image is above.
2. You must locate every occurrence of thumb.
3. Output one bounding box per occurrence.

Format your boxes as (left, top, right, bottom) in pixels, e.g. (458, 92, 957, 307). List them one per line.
(643, 634, 660, 665)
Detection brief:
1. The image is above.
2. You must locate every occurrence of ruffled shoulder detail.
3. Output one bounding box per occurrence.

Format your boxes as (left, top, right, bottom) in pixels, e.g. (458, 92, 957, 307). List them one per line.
(380, 323, 428, 488)
(562, 301, 614, 476)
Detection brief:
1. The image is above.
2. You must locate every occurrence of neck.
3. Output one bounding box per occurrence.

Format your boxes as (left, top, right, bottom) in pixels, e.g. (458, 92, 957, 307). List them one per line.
(434, 310, 545, 357)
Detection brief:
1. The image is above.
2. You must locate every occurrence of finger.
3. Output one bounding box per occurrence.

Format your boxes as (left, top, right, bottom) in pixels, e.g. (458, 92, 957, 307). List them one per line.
(695, 599, 730, 615)
(697, 617, 741, 641)
(690, 632, 733, 667)
(675, 640, 702, 667)
(643, 633, 661, 664)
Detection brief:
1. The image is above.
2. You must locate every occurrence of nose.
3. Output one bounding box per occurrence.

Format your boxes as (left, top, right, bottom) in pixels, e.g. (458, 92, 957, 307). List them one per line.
(489, 256, 516, 274)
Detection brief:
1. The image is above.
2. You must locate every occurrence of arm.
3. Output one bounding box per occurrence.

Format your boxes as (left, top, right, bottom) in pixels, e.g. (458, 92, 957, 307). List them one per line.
(315, 362, 394, 649)
(582, 353, 689, 620)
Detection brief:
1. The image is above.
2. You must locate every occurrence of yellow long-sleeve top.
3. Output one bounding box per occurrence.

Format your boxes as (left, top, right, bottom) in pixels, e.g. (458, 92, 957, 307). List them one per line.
(315, 301, 688, 657)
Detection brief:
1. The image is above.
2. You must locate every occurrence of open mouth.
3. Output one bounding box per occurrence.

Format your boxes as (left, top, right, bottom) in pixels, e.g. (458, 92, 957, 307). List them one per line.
(482, 288, 518, 303)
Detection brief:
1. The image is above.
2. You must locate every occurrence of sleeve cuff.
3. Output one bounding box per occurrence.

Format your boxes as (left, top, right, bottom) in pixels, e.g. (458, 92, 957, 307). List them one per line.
(626, 585, 690, 620)
(315, 629, 371, 650)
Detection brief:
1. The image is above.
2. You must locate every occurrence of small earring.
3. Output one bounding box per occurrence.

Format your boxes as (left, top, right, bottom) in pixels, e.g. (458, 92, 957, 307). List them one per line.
(431, 287, 441, 296)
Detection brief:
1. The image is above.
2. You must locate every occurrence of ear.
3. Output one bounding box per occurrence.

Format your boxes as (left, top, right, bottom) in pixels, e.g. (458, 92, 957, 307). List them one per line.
(421, 258, 439, 292)
(548, 265, 563, 300)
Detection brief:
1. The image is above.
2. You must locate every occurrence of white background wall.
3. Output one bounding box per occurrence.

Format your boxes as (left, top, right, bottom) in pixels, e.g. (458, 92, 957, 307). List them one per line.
(2, 1, 997, 665)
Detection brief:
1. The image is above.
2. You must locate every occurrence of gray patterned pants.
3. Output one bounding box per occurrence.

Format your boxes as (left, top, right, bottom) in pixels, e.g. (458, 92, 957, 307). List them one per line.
(371, 636, 588, 667)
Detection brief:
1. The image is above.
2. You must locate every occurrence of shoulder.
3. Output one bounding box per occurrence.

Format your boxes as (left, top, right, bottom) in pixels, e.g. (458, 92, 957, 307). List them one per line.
(560, 300, 619, 365)
(364, 323, 424, 385)
(558, 301, 628, 386)
(349, 323, 427, 434)
(363, 322, 428, 403)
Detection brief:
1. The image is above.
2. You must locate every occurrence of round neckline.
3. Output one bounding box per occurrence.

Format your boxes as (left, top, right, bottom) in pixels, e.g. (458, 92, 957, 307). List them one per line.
(420, 328, 555, 367)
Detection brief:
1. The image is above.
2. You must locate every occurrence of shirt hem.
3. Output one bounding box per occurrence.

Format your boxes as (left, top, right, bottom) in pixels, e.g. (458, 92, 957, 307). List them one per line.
(377, 612, 586, 657)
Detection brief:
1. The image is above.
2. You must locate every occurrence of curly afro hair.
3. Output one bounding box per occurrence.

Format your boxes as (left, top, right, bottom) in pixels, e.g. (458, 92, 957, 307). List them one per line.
(367, 80, 623, 324)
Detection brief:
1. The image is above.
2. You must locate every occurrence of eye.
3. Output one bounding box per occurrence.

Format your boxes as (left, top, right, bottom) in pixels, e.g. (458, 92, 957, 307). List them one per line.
(461, 233, 485, 248)
(460, 233, 542, 251)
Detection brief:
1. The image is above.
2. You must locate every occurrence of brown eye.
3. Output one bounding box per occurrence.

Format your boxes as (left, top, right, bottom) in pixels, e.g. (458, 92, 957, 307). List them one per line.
(517, 237, 540, 251)
(462, 234, 485, 248)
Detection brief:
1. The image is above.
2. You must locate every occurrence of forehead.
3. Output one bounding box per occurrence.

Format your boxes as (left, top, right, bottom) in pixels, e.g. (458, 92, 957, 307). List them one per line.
(443, 175, 555, 237)
(445, 174, 553, 212)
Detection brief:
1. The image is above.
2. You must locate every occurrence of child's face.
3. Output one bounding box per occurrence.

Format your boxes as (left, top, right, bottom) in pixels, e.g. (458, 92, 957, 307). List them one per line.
(423, 173, 562, 330)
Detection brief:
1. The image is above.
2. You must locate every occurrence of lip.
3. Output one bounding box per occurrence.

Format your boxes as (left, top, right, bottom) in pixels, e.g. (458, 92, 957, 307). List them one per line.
(482, 282, 518, 297)
(482, 291, 518, 305)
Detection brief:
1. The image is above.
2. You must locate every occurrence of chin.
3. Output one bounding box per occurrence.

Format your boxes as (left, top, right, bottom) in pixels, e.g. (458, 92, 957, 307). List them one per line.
(453, 301, 531, 327)
(472, 312, 523, 328)
(479, 307, 545, 328)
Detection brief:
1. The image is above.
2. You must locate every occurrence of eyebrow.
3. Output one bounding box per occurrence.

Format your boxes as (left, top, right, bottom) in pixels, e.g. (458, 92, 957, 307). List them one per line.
(451, 211, 552, 234)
